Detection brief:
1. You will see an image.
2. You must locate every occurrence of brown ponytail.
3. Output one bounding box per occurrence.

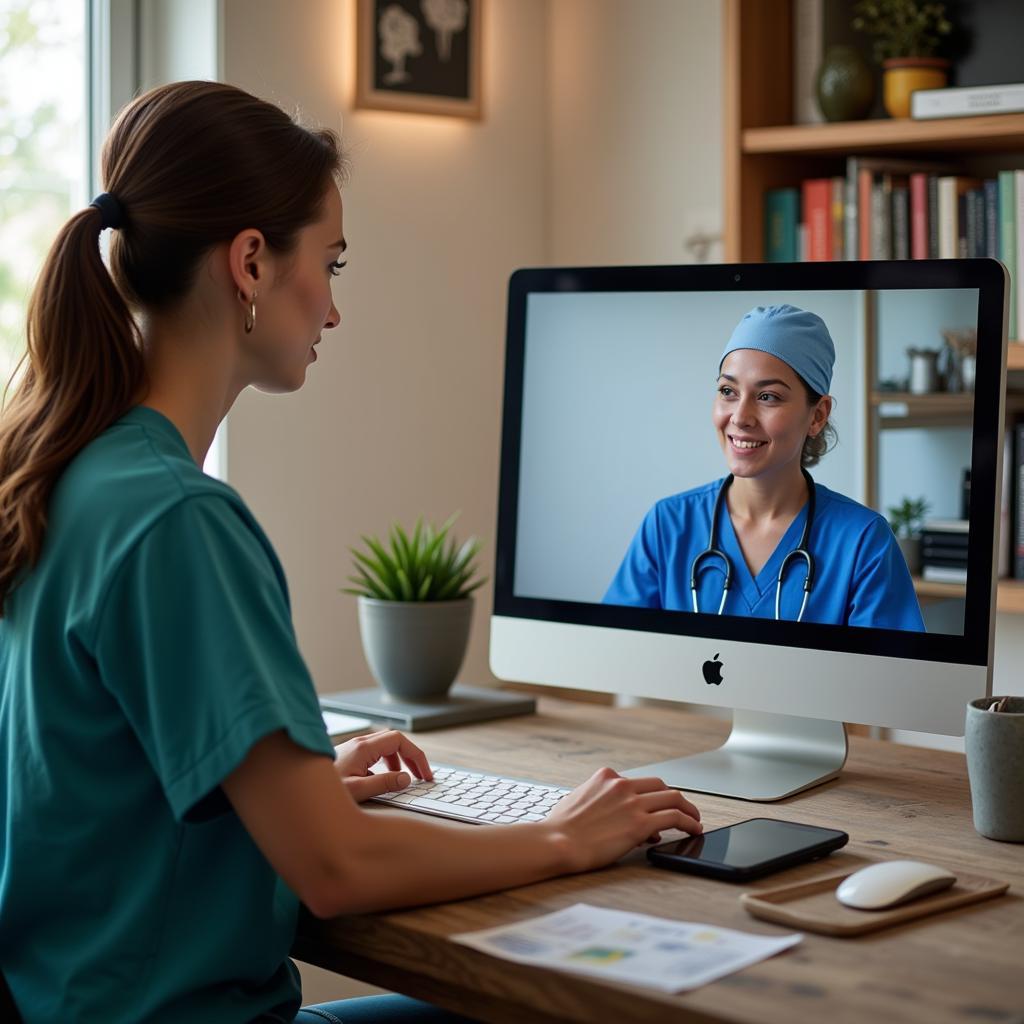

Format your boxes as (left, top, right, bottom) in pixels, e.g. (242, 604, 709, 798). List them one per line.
(0, 81, 345, 611)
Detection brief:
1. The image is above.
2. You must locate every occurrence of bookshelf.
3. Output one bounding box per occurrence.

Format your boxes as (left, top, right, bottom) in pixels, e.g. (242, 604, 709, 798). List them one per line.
(723, 0, 1024, 613)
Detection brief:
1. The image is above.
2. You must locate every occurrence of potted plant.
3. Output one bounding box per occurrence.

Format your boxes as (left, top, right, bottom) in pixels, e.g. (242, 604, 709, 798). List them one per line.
(852, 0, 954, 118)
(887, 496, 930, 575)
(344, 514, 486, 702)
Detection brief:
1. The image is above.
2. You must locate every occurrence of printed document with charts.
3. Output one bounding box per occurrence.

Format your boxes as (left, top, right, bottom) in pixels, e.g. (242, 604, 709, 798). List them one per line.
(454, 903, 801, 993)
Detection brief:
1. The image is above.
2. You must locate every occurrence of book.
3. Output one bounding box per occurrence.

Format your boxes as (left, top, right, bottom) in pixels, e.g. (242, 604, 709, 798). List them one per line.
(1016, 422, 1024, 578)
(998, 171, 1017, 338)
(764, 188, 799, 262)
(910, 173, 929, 260)
(938, 176, 958, 259)
(922, 565, 968, 584)
(964, 188, 984, 258)
(984, 179, 999, 260)
(911, 81, 1024, 120)
(1017, 170, 1024, 344)
(938, 177, 981, 260)
(830, 176, 845, 261)
(1000, 430, 1011, 578)
(321, 710, 373, 740)
(892, 183, 910, 260)
(871, 175, 892, 260)
(803, 178, 832, 261)
(927, 174, 940, 258)
(922, 518, 970, 533)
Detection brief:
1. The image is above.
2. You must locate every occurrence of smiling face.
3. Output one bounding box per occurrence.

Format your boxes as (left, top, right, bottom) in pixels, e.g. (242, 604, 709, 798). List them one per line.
(245, 184, 345, 394)
(713, 348, 830, 482)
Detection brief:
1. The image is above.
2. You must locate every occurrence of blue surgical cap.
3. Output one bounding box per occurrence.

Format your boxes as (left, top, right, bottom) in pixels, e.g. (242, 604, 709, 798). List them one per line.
(719, 304, 835, 396)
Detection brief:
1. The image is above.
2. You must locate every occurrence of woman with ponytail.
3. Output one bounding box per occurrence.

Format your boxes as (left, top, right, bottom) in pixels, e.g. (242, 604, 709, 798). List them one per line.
(0, 82, 701, 1024)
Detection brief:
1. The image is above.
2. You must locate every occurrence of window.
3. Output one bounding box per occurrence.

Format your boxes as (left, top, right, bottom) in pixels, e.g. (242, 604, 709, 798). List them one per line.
(0, 0, 89, 385)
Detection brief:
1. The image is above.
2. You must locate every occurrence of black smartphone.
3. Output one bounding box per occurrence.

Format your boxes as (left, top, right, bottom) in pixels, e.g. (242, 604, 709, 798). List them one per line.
(647, 818, 848, 882)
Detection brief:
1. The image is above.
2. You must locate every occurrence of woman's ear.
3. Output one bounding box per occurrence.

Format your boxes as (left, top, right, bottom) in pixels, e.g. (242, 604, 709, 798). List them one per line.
(227, 228, 268, 298)
(808, 395, 833, 438)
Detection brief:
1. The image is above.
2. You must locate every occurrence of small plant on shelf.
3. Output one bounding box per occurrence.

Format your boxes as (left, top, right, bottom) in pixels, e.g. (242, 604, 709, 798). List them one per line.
(887, 496, 930, 539)
(852, 0, 953, 61)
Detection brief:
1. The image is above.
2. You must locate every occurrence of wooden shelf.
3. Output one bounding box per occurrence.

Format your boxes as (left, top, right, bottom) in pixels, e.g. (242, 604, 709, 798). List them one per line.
(913, 577, 965, 600)
(743, 114, 1024, 157)
(912, 578, 1024, 614)
(870, 391, 974, 428)
(997, 580, 1024, 614)
(1008, 342, 1024, 371)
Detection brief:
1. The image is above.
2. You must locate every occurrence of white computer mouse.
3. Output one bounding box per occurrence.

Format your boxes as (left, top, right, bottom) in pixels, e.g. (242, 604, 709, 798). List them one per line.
(835, 860, 957, 910)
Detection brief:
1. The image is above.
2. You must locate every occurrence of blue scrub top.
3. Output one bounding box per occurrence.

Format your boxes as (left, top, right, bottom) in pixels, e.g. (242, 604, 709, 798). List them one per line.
(0, 407, 336, 1023)
(604, 477, 925, 630)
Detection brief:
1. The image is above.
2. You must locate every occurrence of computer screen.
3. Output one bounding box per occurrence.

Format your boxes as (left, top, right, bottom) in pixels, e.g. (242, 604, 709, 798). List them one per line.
(491, 260, 1007, 800)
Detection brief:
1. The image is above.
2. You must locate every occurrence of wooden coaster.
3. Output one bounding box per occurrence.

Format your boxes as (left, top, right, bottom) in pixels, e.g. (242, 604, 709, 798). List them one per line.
(741, 868, 1009, 936)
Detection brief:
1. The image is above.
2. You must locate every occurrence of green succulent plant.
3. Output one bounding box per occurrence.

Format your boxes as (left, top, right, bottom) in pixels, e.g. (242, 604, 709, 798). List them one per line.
(852, 0, 953, 61)
(343, 513, 487, 602)
(887, 496, 931, 538)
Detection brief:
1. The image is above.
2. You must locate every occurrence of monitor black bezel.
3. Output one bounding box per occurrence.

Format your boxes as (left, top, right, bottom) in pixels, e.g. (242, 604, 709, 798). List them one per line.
(493, 259, 1006, 667)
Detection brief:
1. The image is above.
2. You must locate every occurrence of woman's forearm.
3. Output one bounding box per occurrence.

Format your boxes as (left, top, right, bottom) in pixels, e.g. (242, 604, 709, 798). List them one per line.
(312, 812, 575, 917)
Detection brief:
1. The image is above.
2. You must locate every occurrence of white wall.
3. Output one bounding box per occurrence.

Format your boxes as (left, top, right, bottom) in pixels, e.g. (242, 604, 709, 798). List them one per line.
(221, 0, 549, 697)
(547, 0, 723, 266)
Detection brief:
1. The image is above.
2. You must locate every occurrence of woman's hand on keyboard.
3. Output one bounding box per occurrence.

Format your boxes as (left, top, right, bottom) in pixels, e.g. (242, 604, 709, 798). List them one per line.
(546, 768, 702, 872)
(333, 729, 433, 803)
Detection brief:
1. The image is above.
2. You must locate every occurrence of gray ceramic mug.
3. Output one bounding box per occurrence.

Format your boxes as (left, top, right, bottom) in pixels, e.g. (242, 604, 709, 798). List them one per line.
(965, 696, 1024, 842)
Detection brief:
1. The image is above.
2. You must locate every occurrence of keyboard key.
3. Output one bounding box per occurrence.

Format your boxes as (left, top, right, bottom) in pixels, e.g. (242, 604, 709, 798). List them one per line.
(410, 797, 485, 818)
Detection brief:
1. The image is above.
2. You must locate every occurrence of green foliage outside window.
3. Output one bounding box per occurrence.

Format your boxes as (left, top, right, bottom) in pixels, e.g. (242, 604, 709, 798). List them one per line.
(0, 0, 86, 388)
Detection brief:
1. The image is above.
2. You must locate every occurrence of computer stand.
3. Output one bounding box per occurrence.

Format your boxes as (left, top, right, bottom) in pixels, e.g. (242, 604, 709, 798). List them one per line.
(623, 710, 848, 801)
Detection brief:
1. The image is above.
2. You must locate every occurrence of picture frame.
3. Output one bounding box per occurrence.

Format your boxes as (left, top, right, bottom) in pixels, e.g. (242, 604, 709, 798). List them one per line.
(356, 0, 482, 119)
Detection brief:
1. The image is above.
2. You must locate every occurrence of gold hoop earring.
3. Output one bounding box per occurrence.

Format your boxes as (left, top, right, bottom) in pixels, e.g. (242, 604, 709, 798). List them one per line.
(239, 289, 257, 334)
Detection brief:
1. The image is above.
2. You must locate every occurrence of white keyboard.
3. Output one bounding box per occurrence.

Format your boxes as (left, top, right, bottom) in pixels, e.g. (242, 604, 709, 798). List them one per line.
(370, 764, 570, 825)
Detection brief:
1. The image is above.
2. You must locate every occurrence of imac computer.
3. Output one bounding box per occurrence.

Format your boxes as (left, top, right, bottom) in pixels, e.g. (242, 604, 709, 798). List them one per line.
(490, 259, 1008, 801)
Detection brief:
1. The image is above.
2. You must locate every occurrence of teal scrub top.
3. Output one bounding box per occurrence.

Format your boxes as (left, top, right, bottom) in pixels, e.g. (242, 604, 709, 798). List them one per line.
(0, 407, 336, 1024)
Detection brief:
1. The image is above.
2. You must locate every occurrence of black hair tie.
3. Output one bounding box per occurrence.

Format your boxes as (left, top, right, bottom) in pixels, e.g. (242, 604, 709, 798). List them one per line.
(89, 192, 124, 231)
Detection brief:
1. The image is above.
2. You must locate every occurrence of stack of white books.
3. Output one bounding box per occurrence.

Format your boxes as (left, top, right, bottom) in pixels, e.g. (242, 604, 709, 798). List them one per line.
(911, 82, 1024, 120)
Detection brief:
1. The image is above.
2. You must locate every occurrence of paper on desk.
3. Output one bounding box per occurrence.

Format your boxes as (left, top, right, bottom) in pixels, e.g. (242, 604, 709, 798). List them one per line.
(321, 710, 373, 740)
(454, 903, 801, 993)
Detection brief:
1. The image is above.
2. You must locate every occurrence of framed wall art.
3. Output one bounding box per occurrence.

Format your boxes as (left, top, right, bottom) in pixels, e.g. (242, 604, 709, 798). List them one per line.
(356, 0, 482, 119)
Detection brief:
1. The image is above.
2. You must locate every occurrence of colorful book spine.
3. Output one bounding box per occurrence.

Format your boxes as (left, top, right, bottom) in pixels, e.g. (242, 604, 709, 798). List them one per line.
(858, 168, 873, 260)
(871, 176, 891, 260)
(1017, 170, 1024, 343)
(938, 176, 958, 259)
(844, 171, 858, 261)
(998, 170, 1017, 338)
(927, 175, 940, 258)
(910, 173, 928, 259)
(764, 188, 799, 262)
(802, 178, 832, 261)
(830, 176, 845, 261)
(984, 179, 999, 260)
(1017, 421, 1024, 579)
(892, 183, 910, 260)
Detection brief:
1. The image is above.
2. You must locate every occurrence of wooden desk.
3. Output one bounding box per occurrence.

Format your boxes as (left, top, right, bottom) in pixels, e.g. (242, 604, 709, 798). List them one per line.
(293, 699, 1024, 1024)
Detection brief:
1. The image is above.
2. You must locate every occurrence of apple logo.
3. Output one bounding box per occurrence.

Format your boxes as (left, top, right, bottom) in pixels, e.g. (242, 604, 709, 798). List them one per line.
(702, 653, 724, 685)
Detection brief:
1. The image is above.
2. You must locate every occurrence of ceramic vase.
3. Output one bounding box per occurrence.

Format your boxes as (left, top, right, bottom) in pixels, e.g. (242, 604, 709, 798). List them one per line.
(816, 45, 875, 122)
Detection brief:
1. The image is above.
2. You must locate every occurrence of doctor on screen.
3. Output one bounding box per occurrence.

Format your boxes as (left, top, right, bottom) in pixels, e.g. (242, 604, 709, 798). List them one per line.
(604, 304, 925, 630)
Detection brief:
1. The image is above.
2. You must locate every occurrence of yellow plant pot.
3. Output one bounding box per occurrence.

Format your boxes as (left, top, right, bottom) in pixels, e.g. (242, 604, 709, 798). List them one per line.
(882, 58, 950, 119)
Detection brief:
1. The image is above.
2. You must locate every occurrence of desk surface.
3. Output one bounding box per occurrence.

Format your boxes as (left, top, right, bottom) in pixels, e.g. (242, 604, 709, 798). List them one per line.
(293, 699, 1024, 1024)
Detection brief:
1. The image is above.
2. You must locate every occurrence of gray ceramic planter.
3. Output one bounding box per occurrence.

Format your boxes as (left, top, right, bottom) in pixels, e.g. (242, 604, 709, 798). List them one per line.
(358, 596, 473, 701)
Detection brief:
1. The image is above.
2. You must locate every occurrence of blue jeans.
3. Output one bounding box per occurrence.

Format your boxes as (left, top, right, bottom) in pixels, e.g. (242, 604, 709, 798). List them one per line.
(295, 994, 479, 1023)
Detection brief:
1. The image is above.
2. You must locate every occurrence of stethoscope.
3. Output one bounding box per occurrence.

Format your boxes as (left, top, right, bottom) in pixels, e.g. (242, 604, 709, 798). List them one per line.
(690, 468, 817, 621)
